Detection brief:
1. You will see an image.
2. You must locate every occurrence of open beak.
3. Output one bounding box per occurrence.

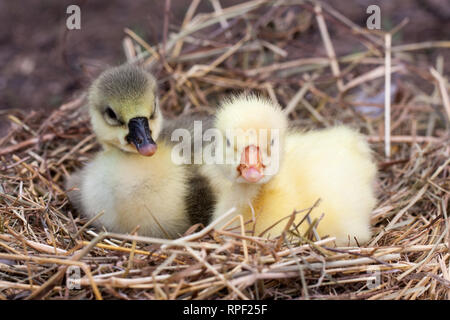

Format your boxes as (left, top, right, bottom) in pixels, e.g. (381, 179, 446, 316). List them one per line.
(237, 144, 264, 183)
(126, 117, 157, 156)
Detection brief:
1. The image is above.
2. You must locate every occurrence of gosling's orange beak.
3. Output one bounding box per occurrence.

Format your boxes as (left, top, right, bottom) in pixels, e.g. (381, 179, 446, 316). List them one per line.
(237, 145, 264, 183)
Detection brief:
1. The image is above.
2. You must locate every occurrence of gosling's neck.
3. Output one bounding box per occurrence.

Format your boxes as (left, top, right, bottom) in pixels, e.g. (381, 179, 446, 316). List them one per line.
(228, 181, 262, 209)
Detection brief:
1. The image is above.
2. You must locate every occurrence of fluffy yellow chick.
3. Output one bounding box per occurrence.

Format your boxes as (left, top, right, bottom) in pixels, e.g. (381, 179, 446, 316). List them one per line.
(66, 64, 216, 238)
(200, 94, 288, 229)
(204, 94, 377, 245)
(249, 127, 377, 246)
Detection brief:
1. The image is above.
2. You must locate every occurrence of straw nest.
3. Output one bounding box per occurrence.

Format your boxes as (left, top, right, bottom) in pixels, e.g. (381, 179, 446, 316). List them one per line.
(1, 0, 449, 300)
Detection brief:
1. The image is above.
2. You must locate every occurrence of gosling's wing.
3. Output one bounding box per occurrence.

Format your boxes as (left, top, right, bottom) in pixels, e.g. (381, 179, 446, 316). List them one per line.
(160, 113, 215, 142)
(160, 113, 215, 164)
(184, 167, 217, 227)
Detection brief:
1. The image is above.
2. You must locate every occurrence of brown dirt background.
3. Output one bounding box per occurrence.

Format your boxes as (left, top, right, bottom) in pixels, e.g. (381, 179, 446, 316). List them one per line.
(1, 0, 449, 136)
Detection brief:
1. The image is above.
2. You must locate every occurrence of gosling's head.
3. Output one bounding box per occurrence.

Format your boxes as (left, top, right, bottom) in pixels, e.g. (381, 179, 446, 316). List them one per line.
(88, 64, 162, 156)
(214, 94, 288, 184)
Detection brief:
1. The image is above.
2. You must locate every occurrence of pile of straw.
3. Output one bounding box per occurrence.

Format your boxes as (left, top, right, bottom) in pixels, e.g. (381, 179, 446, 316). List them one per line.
(1, 0, 449, 300)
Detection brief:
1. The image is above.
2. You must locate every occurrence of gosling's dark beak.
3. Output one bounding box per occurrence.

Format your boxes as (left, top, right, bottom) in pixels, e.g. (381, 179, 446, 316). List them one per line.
(126, 117, 157, 156)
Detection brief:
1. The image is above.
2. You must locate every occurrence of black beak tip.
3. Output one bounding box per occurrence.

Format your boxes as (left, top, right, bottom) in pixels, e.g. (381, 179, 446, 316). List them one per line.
(127, 117, 157, 156)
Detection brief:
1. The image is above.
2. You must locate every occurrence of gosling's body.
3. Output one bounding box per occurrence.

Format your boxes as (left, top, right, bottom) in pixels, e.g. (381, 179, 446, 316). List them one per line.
(200, 163, 261, 226)
(66, 64, 215, 238)
(246, 127, 377, 245)
(69, 141, 186, 237)
(202, 94, 377, 245)
(200, 94, 288, 228)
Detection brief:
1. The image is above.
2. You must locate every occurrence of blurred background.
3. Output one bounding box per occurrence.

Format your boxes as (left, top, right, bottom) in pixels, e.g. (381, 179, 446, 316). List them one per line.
(0, 0, 449, 136)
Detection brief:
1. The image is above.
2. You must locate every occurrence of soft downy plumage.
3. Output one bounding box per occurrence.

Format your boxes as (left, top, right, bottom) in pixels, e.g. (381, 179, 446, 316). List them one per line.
(66, 64, 216, 238)
(202, 93, 377, 246)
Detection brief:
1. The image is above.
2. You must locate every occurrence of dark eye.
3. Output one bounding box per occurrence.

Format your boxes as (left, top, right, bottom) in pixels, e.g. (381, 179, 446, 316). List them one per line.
(104, 106, 121, 125)
(150, 99, 158, 119)
(226, 138, 231, 147)
(271, 138, 274, 146)
(106, 107, 117, 119)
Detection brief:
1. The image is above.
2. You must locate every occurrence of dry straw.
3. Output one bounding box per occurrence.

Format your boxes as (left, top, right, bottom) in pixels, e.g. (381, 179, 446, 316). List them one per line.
(0, 0, 449, 300)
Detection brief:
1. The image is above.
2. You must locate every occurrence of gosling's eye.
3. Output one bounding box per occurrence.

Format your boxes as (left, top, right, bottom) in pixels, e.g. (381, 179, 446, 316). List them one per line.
(104, 107, 121, 125)
(271, 138, 274, 146)
(226, 138, 231, 147)
(106, 107, 116, 119)
(150, 99, 158, 119)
